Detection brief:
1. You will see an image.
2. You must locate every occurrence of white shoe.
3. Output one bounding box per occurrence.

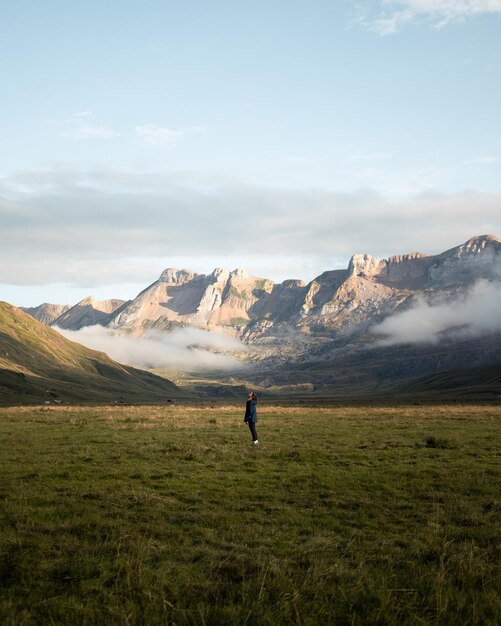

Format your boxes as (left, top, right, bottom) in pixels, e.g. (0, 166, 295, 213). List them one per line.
(253, 440, 259, 445)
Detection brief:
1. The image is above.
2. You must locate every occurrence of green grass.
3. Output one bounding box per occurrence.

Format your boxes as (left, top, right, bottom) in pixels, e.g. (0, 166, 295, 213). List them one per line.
(229, 287, 248, 301)
(0, 404, 499, 625)
(229, 317, 249, 328)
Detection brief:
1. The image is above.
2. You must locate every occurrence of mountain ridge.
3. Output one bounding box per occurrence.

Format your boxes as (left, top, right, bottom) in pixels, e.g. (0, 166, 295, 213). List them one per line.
(51, 297, 129, 330)
(23, 233, 501, 351)
(21, 303, 70, 325)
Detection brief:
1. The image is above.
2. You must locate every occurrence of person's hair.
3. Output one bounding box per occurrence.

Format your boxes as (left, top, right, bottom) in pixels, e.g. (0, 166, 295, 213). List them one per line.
(251, 392, 257, 402)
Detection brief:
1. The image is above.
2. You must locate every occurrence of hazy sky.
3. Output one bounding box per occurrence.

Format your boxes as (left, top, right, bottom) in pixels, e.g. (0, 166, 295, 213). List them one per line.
(1, 0, 500, 306)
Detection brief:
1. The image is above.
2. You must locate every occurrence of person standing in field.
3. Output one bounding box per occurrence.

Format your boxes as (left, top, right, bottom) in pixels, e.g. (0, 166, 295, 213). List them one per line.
(244, 391, 259, 444)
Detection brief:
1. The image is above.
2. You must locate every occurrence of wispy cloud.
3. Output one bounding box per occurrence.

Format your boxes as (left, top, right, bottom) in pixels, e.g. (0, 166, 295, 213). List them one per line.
(357, 0, 501, 35)
(372, 280, 501, 345)
(56, 325, 248, 372)
(134, 124, 210, 146)
(65, 126, 119, 140)
(60, 112, 119, 140)
(135, 124, 185, 146)
(56, 116, 204, 145)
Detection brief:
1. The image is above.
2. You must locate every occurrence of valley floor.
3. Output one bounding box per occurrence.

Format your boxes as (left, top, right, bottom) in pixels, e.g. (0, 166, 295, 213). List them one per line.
(0, 404, 499, 625)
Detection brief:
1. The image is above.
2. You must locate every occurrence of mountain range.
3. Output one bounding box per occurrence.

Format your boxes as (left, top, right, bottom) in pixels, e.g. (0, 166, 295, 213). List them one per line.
(25, 234, 501, 335)
(19, 234, 501, 400)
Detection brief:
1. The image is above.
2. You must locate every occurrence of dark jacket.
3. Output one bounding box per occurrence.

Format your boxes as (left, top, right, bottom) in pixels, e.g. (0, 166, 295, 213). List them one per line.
(244, 399, 257, 423)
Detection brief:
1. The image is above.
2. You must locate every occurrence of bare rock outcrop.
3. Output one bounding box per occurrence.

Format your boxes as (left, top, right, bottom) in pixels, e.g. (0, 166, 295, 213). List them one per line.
(430, 234, 501, 285)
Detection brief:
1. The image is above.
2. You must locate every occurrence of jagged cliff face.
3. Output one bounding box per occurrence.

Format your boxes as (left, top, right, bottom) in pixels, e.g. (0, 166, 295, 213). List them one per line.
(29, 235, 501, 345)
(101, 235, 501, 355)
(108, 267, 276, 333)
(289, 234, 501, 337)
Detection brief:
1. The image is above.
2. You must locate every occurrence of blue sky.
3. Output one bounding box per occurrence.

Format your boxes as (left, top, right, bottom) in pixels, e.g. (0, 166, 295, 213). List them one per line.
(1, 0, 501, 306)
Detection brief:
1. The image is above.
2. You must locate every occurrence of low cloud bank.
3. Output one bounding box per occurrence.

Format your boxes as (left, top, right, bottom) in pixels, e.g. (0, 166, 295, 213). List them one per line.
(1, 168, 500, 286)
(56, 325, 248, 372)
(372, 280, 501, 346)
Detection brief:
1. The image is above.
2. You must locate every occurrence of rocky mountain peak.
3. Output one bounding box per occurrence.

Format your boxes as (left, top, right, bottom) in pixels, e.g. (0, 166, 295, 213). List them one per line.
(20, 302, 71, 325)
(468, 233, 499, 243)
(460, 234, 500, 253)
(281, 279, 305, 288)
(158, 268, 195, 284)
(211, 267, 230, 282)
(427, 235, 501, 286)
(440, 234, 500, 258)
(348, 254, 383, 277)
(78, 296, 97, 306)
(74, 296, 125, 313)
(387, 252, 430, 263)
(51, 297, 127, 330)
(230, 268, 249, 279)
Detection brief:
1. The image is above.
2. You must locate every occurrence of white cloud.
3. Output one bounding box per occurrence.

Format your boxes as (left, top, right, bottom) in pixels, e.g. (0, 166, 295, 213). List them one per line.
(60, 112, 119, 140)
(134, 124, 210, 145)
(135, 124, 185, 145)
(372, 280, 501, 345)
(64, 125, 119, 140)
(56, 325, 248, 372)
(360, 0, 501, 35)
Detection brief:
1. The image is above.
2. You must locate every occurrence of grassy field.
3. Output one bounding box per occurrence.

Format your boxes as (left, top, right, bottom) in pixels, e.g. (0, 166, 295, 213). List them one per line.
(0, 403, 499, 625)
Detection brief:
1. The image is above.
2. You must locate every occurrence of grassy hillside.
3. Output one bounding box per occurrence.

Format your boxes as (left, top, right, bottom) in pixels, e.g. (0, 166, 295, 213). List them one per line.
(0, 302, 184, 403)
(0, 403, 499, 625)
